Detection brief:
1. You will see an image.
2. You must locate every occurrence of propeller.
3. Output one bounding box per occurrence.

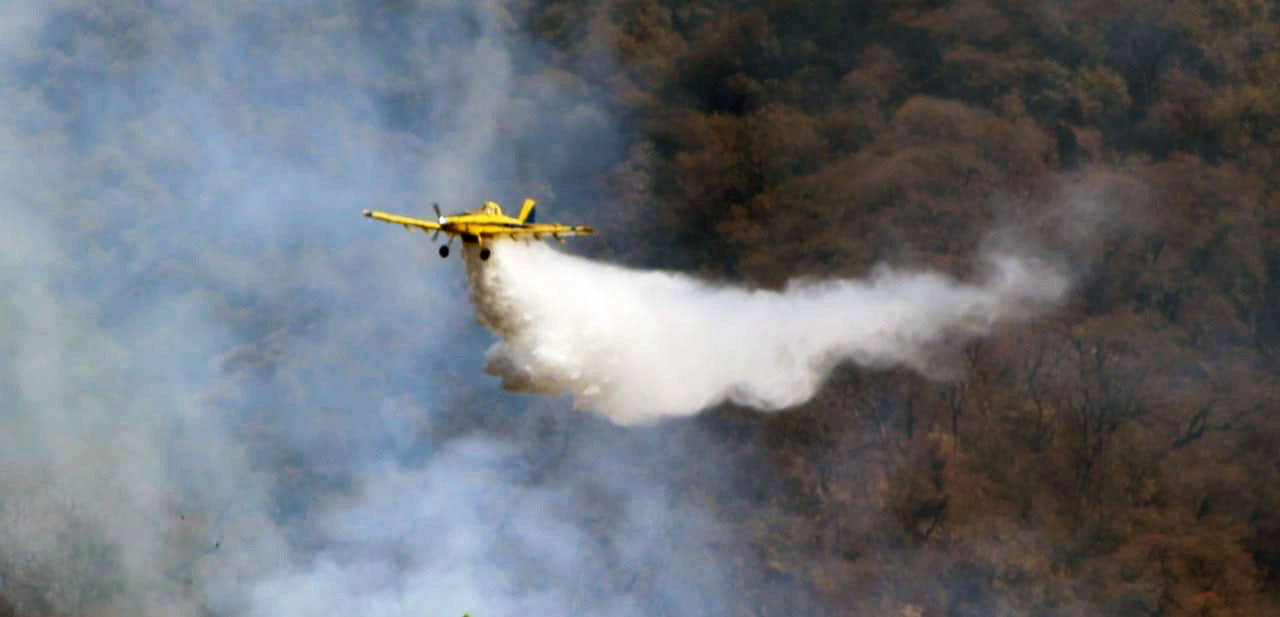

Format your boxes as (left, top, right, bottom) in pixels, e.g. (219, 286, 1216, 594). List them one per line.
(426, 202, 445, 240)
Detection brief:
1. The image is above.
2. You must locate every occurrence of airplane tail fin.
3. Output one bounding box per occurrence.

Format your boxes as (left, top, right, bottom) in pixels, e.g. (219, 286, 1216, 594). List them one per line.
(517, 198, 536, 223)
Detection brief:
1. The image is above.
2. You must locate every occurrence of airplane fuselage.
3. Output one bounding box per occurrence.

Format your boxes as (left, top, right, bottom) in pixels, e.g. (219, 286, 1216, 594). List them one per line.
(362, 198, 593, 260)
(439, 214, 530, 244)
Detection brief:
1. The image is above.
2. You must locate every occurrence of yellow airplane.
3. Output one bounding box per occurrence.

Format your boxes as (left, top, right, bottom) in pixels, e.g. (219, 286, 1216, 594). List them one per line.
(362, 198, 594, 260)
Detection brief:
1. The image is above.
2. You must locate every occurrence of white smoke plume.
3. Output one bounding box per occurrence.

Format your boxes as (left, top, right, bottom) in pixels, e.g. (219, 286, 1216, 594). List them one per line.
(464, 240, 1070, 424)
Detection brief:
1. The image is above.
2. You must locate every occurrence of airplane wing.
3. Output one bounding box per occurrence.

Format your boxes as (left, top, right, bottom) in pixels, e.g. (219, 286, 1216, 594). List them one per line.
(456, 222, 595, 240)
(509, 223, 595, 237)
(362, 209, 442, 233)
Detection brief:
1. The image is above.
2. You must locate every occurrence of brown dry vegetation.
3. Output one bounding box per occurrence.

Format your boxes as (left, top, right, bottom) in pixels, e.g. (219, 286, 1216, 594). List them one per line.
(526, 0, 1280, 614)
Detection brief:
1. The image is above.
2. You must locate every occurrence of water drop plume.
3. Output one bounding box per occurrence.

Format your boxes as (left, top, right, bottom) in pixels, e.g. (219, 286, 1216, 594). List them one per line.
(464, 240, 1068, 424)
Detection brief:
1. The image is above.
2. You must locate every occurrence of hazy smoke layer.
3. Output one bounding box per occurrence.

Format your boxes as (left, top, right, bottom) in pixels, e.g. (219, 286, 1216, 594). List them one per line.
(2, 1, 739, 616)
(465, 241, 1069, 423)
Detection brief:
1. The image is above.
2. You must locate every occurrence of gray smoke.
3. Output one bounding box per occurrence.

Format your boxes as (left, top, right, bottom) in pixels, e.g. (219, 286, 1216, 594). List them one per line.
(1, 1, 731, 616)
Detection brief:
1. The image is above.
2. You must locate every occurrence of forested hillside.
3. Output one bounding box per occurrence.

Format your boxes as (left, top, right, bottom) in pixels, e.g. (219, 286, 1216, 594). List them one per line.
(2, 1, 1278, 616)
(525, 1, 1280, 614)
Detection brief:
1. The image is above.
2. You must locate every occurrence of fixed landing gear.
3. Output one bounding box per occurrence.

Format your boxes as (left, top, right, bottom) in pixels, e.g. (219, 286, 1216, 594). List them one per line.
(479, 248, 491, 261)
(439, 245, 450, 258)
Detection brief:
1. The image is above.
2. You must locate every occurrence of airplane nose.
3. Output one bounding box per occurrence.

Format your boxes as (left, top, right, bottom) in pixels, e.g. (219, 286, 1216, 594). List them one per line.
(362, 209, 371, 217)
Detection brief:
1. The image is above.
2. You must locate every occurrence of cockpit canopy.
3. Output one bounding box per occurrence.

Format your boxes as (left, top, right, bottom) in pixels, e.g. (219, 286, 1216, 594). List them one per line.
(481, 200, 502, 215)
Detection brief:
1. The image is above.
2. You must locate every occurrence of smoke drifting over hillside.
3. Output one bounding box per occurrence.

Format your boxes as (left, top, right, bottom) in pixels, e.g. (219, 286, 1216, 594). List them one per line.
(465, 241, 1069, 423)
(1, 2, 733, 616)
(11, 0, 1271, 615)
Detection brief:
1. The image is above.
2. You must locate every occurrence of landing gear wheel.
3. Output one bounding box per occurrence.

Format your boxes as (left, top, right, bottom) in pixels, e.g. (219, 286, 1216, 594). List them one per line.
(439, 245, 450, 258)
(479, 248, 491, 261)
